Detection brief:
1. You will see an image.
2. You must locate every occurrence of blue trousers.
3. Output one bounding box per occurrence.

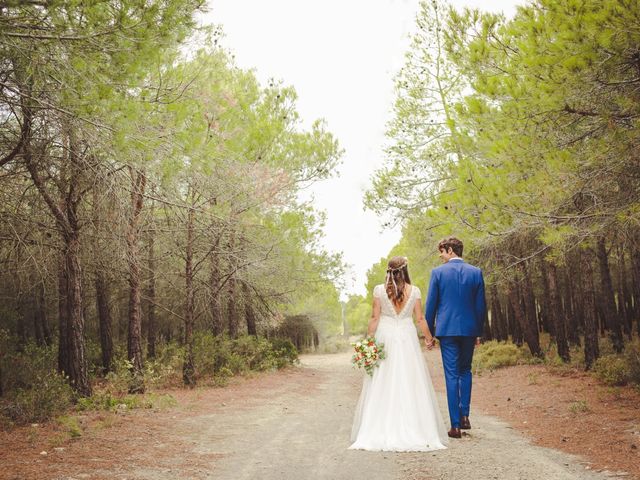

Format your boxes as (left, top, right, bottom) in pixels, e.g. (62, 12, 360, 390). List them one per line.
(439, 336, 476, 428)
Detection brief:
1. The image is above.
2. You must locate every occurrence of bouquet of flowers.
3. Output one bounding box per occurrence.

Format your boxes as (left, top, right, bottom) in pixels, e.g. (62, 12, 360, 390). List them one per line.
(351, 336, 386, 376)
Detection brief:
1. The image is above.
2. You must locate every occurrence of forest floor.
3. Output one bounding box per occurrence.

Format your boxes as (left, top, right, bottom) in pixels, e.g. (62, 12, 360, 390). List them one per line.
(0, 349, 638, 480)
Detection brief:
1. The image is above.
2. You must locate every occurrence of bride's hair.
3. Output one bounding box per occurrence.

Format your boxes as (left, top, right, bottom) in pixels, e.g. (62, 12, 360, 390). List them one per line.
(385, 256, 411, 307)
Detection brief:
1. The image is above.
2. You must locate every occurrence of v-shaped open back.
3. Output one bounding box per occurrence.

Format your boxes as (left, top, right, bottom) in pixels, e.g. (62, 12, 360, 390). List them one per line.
(377, 284, 417, 319)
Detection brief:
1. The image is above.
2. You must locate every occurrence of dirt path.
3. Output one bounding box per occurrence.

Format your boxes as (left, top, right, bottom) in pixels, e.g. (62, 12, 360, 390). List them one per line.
(136, 352, 619, 480)
(2, 351, 633, 480)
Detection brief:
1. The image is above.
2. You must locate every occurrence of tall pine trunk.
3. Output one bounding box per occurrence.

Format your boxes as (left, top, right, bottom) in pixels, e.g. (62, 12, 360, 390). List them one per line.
(546, 263, 570, 363)
(521, 266, 543, 358)
(95, 271, 113, 374)
(243, 281, 258, 336)
(57, 261, 70, 376)
(25, 117, 90, 395)
(126, 169, 146, 393)
(209, 232, 225, 336)
(63, 232, 91, 395)
(226, 229, 240, 338)
(490, 283, 507, 341)
(146, 204, 157, 359)
(508, 278, 541, 357)
(617, 246, 633, 340)
(571, 253, 586, 343)
(35, 282, 51, 346)
(538, 260, 554, 337)
(596, 238, 624, 353)
(581, 250, 600, 370)
(183, 206, 196, 386)
(561, 267, 581, 346)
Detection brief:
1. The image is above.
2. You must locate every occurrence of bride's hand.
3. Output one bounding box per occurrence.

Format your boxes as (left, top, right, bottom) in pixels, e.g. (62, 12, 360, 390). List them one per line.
(424, 337, 435, 350)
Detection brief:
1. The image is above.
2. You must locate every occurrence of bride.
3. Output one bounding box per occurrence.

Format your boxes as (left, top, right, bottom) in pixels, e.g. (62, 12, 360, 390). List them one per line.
(349, 256, 448, 452)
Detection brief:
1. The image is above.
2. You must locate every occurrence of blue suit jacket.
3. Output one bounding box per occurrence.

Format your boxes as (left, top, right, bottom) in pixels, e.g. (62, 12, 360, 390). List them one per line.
(425, 258, 487, 337)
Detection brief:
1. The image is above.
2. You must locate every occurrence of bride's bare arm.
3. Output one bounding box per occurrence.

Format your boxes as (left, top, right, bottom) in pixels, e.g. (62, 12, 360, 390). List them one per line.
(366, 297, 382, 336)
(413, 297, 435, 349)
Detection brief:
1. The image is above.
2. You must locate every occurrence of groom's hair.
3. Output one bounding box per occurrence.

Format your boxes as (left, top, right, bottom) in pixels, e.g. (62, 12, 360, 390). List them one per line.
(438, 237, 463, 257)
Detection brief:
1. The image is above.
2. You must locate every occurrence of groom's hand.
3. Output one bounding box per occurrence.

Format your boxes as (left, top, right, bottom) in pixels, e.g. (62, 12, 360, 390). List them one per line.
(424, 337, 435, 350)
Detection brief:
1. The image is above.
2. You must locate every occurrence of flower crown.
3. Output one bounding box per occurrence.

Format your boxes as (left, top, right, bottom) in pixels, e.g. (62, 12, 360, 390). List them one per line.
(386, 257, 408, 273)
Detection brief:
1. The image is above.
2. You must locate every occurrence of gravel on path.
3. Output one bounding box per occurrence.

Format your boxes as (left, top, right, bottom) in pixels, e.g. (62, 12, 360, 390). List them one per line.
(165, 352, 618, 480)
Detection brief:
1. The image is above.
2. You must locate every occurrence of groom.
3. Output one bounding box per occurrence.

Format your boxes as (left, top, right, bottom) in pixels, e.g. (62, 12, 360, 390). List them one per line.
(425, 236, 487, 439)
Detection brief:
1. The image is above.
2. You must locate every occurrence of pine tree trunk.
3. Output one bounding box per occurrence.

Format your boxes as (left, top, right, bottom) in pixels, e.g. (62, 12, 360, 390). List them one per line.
(146, 216, 157, 359)
(64, 233, 92, 396)
(617, 247, 633, 340)
(31, 283, 45, 346)
(25, 117, 90, 396)
(209, 233, 225, 336)
(490, 284, 507, 341)
(57, 261, 70, 376)
(631, 245, 640, 336)
(572, 254, 586, 341)
(546, 263, 571, 363)
(538, 260, 554, 337)
(581, 250, 600, 370)
(16, 296, 27, 347)
(481, 312, 493, 341)
(227, 273, 239, 338)
(95, 271, 113, 374)
(243, 282, 258, 336)
(596, 237, 624, 353)
(126, 169, 146, 393)
(226, 230, 240, 338)
(506, 295, 523, 346)
(561, 267, 581, 346)
(36, 283, 51, 346)
(183, 206, 196, 387)
(521, 266, 543, 358)
(508, 278, 541, 356)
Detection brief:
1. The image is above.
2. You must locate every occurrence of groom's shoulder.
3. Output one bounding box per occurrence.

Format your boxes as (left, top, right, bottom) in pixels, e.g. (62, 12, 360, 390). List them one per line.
(431, 263, 446, 273)
(462, 262, 482, 274)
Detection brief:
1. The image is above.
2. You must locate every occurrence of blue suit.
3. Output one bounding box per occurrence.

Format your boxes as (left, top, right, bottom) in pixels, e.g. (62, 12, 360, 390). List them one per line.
(425, 258, 487, 428)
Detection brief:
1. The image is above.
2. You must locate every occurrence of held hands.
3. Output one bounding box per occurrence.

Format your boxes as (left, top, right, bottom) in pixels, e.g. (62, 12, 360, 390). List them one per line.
(423, 336, 436, 350)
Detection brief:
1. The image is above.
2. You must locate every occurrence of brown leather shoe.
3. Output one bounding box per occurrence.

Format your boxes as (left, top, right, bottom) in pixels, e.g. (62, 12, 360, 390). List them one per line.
(461, 416, 471, 430)
(447, 427, 462, 439)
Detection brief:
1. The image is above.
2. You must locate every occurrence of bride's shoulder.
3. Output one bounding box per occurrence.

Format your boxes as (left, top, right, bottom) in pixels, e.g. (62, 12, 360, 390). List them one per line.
(411, 284, 422, 298)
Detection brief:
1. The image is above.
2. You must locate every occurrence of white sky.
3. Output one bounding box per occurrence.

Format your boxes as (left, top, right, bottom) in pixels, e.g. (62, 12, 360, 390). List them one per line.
(201, 0, 523, 297)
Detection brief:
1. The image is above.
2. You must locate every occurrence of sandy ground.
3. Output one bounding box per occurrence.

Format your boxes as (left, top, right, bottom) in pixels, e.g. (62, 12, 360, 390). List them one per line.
(205, 352, 618, 480)
(1, 351, 635, 480)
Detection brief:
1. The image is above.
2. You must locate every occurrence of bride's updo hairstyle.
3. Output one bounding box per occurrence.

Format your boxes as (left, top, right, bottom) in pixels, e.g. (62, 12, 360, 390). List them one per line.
(385, 256, 411, 308)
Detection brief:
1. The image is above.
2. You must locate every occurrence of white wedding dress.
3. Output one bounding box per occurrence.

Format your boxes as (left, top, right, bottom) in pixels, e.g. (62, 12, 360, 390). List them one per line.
(349, 284, 448, 452)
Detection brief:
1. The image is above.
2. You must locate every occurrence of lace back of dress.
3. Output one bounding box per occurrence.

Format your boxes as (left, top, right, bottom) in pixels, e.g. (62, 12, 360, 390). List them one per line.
(378, 284, 415, 318)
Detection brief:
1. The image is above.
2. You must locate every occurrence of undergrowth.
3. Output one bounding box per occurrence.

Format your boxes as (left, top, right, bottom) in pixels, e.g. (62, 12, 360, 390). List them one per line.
(0, 331, 298, 426)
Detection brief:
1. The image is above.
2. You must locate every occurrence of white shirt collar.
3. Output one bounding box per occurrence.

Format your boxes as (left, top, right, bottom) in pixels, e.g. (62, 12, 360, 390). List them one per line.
(448, 257, 464, 262)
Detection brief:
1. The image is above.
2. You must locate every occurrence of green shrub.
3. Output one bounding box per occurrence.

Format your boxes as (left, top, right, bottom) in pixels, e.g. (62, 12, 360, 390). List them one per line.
(232, 336, 273, 371)
(2, 369, 74, 424)
(269, 338, 298, 367)
(592, 341, 640, 387)
(1, 340, 58, 392)
(57, 415, 83, 438)
(568, 399, 590, 414)
(625, 340, 640, 386)
(192, 333, 298, 380)
(0, 339, 74, 425)
(593, 354, 629, 386)
(143, 342, 183, 388)
(472, 340, 532, 373)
